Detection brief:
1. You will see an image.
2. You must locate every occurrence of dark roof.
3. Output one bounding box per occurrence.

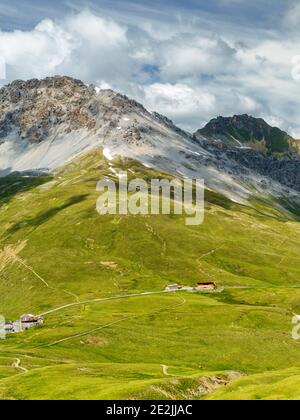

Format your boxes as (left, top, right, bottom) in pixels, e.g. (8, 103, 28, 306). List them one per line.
(197, 282, 215, 285)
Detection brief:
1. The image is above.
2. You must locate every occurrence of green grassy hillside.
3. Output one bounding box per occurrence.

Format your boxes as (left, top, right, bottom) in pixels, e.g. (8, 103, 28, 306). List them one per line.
(0, 149, 300, 400)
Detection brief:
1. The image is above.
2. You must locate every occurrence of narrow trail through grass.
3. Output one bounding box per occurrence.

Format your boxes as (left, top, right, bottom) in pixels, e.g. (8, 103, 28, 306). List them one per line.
(41, 295, 187, 347)
(11, 358, 28, 374)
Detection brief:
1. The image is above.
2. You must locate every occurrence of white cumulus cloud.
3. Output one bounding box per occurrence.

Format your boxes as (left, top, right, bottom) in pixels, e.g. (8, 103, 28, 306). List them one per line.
(142, 82, 216, 130)
(157, 35, 236, 80)
(0, 6, 300, 135)
(0, 10, 130, 82)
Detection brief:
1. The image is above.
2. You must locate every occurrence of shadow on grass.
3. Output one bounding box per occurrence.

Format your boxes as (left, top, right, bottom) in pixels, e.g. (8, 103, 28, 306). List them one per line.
(276, 197, 300, 221)
(0, 175, 53, 207)
(6, 194, 89, 235)
(205, 189, 236, 210)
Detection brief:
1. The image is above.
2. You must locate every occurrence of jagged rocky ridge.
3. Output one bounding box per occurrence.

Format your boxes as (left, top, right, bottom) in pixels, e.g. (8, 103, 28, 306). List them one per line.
(0, 76, 299, 205)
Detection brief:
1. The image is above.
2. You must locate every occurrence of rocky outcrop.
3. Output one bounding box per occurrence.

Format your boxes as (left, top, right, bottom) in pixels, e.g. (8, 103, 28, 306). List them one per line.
(0, 76, 153, 144)
(0, 77, 97, 142)
(193, 136, 300, 192)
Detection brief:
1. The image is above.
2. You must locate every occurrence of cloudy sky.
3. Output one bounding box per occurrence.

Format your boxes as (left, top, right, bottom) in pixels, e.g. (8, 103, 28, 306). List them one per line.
(0, 0, 300, 135)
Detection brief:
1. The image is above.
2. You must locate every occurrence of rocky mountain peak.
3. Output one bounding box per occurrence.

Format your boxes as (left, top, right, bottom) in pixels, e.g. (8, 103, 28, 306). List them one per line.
(193, 114, 300, 193)
(0, 76, 198, 180)
(0, 76, 99, 143)
(0, 76, 94, 105)
(195, 114, 295, 154)
(0, 76, 157, 145)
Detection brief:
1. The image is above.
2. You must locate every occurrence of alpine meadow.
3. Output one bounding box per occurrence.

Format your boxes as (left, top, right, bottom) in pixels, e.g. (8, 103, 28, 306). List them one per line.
(0, 0, 300, 402)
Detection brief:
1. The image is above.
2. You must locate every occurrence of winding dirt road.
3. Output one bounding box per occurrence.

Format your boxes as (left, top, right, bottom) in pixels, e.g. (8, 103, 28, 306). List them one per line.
(12, 358, 28, 373)
(38, 290, 173, 317)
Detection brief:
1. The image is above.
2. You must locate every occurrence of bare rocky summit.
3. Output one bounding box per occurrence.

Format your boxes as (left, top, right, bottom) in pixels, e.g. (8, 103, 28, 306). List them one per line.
(0, 76, 153, 144)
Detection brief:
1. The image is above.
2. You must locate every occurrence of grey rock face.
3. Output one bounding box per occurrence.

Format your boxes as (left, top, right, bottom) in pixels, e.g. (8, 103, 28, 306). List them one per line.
(193, 136, 300, 192)
(0, 76, 158, 145)
(0, 76, 97, 143)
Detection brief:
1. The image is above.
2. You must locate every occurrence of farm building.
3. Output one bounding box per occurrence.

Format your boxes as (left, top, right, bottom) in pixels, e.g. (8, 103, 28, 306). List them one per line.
(20, 314, 44, 330)
(13, 321, 23, 333)
(21, 314, 38, 323)
(4, 321, 22, 334)
(3, 315, 44, 335)
(4, 323, 14, 333)
(165, 284, 182, 291)
(196, 282, 216, 291)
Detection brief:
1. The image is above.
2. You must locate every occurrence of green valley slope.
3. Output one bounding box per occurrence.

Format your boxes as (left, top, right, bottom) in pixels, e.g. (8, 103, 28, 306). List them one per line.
(0, 149, 300, 400)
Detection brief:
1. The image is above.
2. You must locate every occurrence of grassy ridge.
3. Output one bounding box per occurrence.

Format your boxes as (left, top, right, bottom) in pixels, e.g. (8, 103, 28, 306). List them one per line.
(0, 149, 300, 400)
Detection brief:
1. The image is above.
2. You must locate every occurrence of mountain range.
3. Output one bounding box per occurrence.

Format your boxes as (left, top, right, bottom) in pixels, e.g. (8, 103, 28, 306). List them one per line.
(0, 76, 299, 211)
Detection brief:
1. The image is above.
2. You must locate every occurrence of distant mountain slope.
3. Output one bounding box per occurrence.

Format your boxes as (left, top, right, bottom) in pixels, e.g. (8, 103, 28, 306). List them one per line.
(0, 76, 299, 208)
(192, 135, 300, 195)
(194, 115, 300, 195)
(195, 114, 296, 154)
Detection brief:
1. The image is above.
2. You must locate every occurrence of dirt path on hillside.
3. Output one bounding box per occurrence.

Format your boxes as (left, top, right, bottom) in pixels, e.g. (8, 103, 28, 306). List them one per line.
(198, 245, 224, 261)
(161, 365, 171, 376)
(3, 243, 80, 302)
(12, 358, 28, 373)
(196, 245, 225, 280)
(38, 290, 173, 317)
(7, 249, 49, 288)
(225, 285, 300, 290)
(0, 241, 27, 272)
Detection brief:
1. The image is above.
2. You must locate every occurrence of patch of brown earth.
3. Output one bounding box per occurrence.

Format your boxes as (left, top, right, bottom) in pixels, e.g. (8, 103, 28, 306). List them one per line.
(85, 336, 109, 346)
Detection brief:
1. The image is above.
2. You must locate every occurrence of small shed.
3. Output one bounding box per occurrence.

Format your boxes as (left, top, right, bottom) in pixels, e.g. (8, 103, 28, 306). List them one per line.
(196, 282, 216, 291)
(165, 284, 182, 291)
